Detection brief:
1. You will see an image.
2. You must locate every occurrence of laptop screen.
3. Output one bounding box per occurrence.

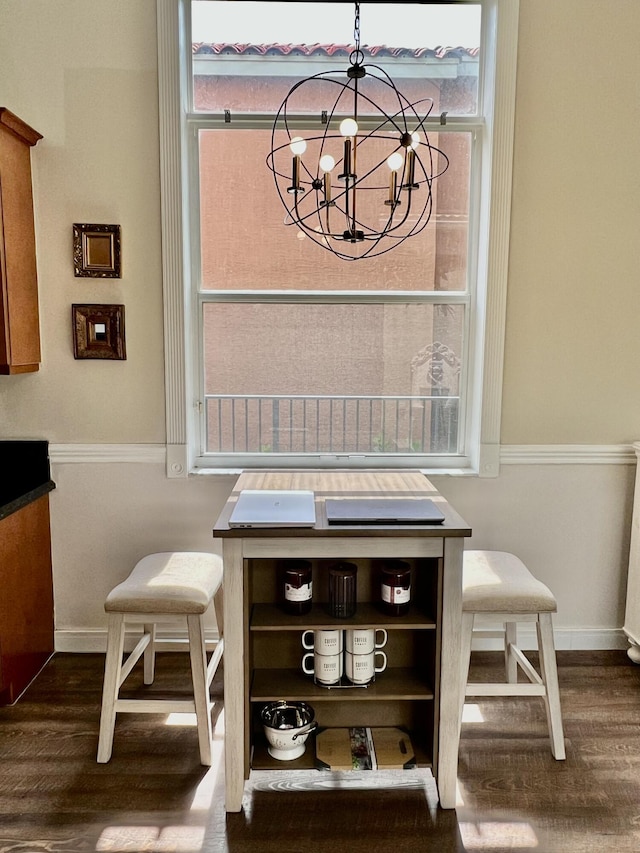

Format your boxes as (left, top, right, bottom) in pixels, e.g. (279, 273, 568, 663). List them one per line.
(325, 498, 445, 525)
(228, 490, 316, 528)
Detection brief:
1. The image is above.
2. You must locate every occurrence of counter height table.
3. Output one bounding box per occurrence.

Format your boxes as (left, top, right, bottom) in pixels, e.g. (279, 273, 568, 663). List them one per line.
(213, 470, 471, 812)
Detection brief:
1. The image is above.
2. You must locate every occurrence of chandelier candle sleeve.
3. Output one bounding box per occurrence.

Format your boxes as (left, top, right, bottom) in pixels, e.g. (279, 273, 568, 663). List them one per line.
(288, 137, 306, 195)
(319, 154, 335, 206)
(339, 118, 358, 181)
(386, 152, 404, 207)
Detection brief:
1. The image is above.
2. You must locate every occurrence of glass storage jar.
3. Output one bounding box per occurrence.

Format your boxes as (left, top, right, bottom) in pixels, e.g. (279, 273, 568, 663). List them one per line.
(380, 559, 411, 616)
(328, 561, 357, 618)
(282, 559, 313, 615)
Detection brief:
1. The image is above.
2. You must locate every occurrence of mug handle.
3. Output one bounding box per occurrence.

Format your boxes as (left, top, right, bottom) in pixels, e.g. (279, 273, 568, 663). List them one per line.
(375, 628, 388, 649)
(374, 650, 387, 673)
(302, 652, 314, 675)
(301, 630, 314, 650)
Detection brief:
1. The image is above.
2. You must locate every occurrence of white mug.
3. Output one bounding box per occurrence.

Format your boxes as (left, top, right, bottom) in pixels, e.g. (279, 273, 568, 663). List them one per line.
(301, 629, 343, 655)
(344, 649, 387, 685)
(345, 628, 387, 655)
(302, 650, 343, 685)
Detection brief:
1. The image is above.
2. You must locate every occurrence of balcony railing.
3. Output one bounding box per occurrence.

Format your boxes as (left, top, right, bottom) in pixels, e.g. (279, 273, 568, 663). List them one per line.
(204, 394, 459, 455)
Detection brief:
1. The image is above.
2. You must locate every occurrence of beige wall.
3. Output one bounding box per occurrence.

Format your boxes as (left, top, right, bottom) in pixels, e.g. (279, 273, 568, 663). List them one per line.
(503, 0, 640, 444)
(0, 0, 638, 649)
(0, 0, 165, 443)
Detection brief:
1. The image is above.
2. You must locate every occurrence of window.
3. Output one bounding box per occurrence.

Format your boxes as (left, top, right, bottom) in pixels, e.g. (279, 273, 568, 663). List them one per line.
(157, 0, 519, 476)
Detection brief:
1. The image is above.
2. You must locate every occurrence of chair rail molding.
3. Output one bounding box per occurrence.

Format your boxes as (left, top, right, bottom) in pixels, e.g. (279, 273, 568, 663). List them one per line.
(46, 444, 636, 467)
(500, 445, 636, 466)
(49, 444, 166, 464)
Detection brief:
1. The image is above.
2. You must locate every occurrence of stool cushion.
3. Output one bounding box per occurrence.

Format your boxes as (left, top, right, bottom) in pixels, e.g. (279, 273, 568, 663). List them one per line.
(463, 550, 557, 613)
(105, 552, 223, 615)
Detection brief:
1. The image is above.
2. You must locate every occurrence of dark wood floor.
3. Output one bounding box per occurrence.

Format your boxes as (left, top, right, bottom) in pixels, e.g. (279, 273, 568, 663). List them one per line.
(1, 650, 639, 853)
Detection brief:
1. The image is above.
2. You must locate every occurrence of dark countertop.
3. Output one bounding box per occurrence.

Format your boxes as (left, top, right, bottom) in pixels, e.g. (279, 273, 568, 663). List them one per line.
(0, 440, 56, 521)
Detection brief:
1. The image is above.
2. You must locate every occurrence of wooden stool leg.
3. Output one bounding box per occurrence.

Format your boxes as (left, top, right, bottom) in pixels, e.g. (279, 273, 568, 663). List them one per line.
(143, 622, 156, 685)
(505, 621, 518, 683)
(213, 585, 224, 642)
(537, 612, 566, 760)
(187, 613, 213, 766)
(97, 613, 126, 763)
(459, 611, 475, 737)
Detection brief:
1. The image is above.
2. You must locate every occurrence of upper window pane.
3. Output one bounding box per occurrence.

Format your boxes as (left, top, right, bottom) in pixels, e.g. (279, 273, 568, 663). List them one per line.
(191, 2, 481, 116)
(199, 128, 471, 289)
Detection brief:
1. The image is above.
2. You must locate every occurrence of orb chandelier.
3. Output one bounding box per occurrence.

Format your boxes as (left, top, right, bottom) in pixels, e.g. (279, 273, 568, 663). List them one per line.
(266, 2, 450, 261)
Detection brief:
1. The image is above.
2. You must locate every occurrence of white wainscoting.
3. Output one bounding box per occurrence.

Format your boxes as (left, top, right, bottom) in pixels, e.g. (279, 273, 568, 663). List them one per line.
(48, 443, 636, 653)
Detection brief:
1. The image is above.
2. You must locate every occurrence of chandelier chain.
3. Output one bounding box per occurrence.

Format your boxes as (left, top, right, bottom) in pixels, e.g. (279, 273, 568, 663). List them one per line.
(354, 2, 360, 52)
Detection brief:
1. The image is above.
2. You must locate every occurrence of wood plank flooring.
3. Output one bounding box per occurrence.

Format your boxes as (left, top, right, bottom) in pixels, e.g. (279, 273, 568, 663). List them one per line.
(0, 651, 639, 852)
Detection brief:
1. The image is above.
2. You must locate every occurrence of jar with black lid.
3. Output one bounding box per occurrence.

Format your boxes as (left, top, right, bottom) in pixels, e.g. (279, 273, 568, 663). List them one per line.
(380, 560, 412, 616)
(282, 559, 313, 615)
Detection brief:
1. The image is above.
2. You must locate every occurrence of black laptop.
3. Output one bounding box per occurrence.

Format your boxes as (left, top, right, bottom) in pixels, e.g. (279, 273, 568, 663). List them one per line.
(325, 498, 445, 525)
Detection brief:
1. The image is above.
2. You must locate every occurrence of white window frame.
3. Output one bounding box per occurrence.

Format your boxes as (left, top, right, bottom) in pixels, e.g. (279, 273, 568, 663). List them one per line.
(156, 0, 519, 478)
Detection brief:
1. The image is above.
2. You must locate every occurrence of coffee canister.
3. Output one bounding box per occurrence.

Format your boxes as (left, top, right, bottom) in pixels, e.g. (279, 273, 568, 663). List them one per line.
(328, 561, 357, 618)
(282, 560, 313, 615)
(380, 560, 411, 616)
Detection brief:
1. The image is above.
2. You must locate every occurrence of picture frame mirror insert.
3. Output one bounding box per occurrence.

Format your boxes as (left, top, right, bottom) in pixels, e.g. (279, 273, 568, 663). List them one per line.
(73, 223, 121, 278)
(72, 304, 126, 360)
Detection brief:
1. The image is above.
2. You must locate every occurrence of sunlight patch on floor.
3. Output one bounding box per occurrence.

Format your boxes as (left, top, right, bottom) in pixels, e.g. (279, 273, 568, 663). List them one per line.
(95, 713, 225, 850)
(459, 821, 539, 849)
(164, 712, 198, 727)
(96, 825, 206, 852)
(190, 711, 225, 811)
(461, 703, 486, 723)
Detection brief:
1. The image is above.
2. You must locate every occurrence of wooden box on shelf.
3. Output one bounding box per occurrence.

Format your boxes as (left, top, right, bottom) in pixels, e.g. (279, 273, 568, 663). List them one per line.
(0, 108, 43, 374)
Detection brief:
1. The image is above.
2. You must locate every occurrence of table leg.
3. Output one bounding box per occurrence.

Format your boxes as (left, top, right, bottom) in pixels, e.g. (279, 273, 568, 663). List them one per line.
(436, 536, 464, 809)
(223, 538, 245, 812)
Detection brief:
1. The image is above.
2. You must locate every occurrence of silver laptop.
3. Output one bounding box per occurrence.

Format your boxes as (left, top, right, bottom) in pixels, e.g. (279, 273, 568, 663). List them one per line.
(325, 498, 445, 525)
(228, 489, 316, 528)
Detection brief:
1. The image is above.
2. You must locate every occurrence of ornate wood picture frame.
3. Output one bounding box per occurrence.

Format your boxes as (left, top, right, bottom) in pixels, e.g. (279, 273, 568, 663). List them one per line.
(73, 223, 121, 278)
(72, 304, 126, 360)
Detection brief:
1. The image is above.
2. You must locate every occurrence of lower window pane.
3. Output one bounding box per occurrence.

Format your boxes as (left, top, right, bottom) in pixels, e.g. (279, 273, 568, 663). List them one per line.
(203, 302, 464, 456)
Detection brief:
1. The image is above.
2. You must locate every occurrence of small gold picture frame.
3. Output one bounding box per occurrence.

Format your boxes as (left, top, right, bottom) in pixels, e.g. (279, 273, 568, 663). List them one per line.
(73, 223, 121, 278)
(72, 304, 126, 360)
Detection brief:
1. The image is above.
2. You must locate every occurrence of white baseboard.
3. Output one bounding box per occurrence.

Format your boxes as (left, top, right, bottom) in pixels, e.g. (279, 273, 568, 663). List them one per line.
(55, 629, 222, 653)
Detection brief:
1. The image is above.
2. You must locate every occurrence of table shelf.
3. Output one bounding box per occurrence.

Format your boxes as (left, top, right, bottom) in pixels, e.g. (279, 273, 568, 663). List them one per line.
(250, 601, 437, 632)
(250, 729, 433, 771)
(251, 666, 435, 702)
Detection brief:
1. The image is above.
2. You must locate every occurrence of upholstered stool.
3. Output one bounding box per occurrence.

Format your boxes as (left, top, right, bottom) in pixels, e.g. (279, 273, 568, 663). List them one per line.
(97, 551, 224, 765)
(461, 550, 565, 759)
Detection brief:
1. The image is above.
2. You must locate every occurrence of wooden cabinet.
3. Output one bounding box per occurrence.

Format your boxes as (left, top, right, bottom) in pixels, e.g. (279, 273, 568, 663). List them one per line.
(248, 554, 442, 771)
(0, 108, 43, 374)
(0, 493, 55, 704)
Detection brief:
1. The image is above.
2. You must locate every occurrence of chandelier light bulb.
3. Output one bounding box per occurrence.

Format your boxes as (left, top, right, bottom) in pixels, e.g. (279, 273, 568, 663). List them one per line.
(410, 131, 421, 150)
(387, 152, 404, 172)
(339, 118, 358, 138)
(289, 136, 307, 156)
(319, 154, 336, 173)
